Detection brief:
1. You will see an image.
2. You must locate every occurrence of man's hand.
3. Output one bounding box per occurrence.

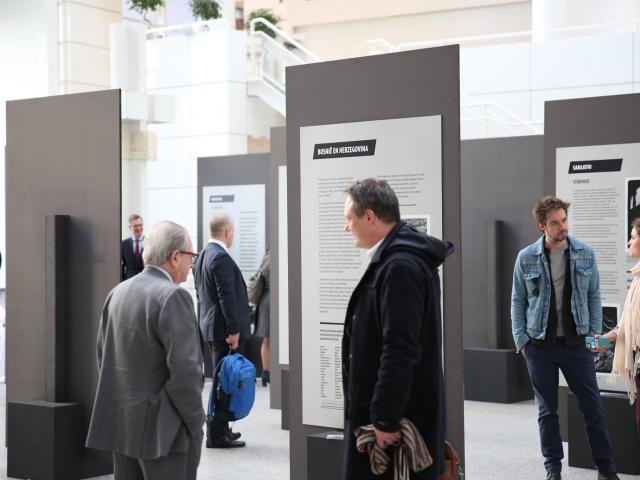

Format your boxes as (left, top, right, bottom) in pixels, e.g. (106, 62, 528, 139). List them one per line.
(226, 332, 240, 350)
(373, 426, 401, 449)
(520, 344, 527, 359)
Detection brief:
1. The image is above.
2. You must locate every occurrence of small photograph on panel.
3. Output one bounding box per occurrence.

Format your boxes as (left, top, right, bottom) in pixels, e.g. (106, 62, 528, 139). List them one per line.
(626, 178, 640, 243)
(594, 304, 618, 373)
(403, 214, 431, 236)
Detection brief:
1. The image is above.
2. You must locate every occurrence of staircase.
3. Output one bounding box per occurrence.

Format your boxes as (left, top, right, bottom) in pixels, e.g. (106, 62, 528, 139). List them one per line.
(247, 18, 321, 117)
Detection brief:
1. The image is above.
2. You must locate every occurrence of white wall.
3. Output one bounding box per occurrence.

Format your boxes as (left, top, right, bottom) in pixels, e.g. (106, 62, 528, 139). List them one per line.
(145, 26, 248, 249)
(245, 0, 527, 29)
(0, 0, 59, 290)
(296, 2, 531, 60)
(58, 0, 122, 94)
(461, 30, 640, 131)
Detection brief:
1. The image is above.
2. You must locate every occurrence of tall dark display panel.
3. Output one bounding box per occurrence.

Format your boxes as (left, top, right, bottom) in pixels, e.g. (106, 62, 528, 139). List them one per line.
(197, 153, 270, 379)
(460, 136, 542, 404)
(545, 93, 640, 475)
(286, 46, 463, 480)
(6, 90, 121, 479)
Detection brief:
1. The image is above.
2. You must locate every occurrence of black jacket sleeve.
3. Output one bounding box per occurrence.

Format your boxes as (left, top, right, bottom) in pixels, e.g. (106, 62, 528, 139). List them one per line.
(212, 254, 241, 335)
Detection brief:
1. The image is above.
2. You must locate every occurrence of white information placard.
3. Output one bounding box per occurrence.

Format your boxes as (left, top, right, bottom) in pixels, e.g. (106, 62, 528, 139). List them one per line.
(556, 143, 640, 381)
(300, 116, 442, 428)
(202, 184, 265, 280)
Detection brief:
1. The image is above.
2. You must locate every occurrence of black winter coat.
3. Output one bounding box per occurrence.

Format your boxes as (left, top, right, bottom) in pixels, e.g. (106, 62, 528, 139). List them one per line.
(342, 221, 453, 480)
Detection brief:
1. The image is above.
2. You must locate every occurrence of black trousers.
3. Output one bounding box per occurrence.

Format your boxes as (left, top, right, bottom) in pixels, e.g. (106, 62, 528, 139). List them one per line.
(207, 339, 247, 439)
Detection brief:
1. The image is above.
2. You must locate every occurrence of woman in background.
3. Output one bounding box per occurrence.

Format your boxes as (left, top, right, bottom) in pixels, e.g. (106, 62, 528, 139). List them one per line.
(255, 250, 271, 386)
(602, 217, 640, 439)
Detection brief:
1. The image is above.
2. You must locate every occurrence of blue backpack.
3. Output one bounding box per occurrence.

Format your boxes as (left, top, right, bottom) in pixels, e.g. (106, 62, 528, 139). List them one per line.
(209, 352, 256, 421)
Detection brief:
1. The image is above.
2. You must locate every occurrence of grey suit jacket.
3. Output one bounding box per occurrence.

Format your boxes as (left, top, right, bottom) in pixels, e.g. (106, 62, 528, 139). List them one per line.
(86, 266, 205, 460)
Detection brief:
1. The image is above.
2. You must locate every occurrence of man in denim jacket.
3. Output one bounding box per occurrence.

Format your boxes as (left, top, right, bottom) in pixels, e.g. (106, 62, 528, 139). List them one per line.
(511, 196, 618, 480)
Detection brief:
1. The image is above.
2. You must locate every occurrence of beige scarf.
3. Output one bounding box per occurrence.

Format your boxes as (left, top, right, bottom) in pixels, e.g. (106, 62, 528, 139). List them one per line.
(612, 261, 640, 403)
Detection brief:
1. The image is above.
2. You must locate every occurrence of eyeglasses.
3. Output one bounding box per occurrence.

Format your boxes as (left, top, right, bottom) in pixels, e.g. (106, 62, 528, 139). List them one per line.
(179, 251, 199, 264)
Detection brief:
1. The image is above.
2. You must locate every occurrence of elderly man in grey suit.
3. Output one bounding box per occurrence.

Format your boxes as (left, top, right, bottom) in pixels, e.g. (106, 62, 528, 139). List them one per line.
(86, 221, 205, 480)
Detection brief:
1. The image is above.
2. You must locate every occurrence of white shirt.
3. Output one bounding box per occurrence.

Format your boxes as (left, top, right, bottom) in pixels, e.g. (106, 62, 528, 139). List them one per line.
(131, 236, 144, 253)
(147, 264, 173, 283)
(366, 238, 385, 259)
(209, 238, 230, 254)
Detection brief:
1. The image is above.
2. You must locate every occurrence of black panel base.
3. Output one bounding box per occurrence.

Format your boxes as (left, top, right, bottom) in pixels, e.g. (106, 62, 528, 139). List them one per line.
(307, 431, 344, 480)
(8, 401, 92, 480)
(464, 348, 533, 403)
(281, 366, 289, 430)
(568, 392, 640, 474)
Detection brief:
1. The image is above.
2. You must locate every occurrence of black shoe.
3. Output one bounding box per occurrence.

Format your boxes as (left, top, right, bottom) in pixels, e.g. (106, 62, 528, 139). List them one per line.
(206, 435, 246, 448)
(598, 473, 620, 480)
(229, 430, 241, 441)
(546, 473, 562, 480)
(261, 369, 270, 387)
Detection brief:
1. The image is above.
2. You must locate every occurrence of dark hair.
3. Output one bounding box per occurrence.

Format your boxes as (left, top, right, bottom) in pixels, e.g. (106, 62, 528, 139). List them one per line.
(632, 218, 640, 236)
(532, 196, 571, 225)
(345, 178, 400, 224)
(128, 213, 142, 224)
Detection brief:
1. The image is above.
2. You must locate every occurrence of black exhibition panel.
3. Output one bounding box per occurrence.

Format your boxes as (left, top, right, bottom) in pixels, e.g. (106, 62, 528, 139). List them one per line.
(286, 46, 463, 480)
(6, 90, 121, 479)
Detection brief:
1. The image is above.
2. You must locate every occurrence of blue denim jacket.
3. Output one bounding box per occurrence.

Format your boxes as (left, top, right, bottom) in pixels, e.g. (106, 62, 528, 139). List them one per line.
(511, 235, 602, 352)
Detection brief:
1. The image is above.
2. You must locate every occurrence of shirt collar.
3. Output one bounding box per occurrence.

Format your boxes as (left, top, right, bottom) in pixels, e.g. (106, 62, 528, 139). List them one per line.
(132, 235, 144, 242)
(366, 238, 385, 259)
(544, 240, 568, 255)
(209, 238, 230, 254)
(147, 264, 173, 283)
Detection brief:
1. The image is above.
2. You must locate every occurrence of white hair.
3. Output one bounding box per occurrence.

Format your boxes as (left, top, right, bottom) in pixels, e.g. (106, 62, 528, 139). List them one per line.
(142, 221, 190, 266)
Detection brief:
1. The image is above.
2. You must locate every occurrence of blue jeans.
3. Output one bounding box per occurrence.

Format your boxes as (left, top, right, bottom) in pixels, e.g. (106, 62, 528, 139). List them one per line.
(523, 338, 616, 474)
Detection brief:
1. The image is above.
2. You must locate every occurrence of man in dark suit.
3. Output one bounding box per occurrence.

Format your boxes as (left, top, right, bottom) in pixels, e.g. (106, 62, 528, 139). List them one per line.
(194, 213, 251, 448)
(341, 179, 452, 479)
(87, 221, 205, 480)
(122, 214, 145, 280)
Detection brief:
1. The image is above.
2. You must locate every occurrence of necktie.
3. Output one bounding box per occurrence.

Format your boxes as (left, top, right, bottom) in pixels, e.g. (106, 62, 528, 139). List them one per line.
(134, 239, 139, 259)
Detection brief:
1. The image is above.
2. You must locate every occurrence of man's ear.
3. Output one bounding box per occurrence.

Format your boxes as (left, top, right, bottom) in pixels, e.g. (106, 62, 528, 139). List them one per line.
(365, 209, 375, 223)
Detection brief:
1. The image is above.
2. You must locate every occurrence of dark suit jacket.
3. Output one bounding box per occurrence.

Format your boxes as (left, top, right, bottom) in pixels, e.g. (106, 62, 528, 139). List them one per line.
(342, 222, 453, 479)
(194, 242, 251, 343)
(86, 267, 205, 460)
(122, 237, 144, 281)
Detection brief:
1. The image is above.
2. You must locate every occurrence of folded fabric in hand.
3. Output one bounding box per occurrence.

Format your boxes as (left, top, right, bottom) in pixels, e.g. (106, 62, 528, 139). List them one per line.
(354, 418, 433, 480)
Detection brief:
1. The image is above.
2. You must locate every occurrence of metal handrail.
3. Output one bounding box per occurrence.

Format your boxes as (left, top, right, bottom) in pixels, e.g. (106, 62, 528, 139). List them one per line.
(146, 18, 228, 37)
(251, 30, 310, 67)
(247, 17, 322, 114)
(461, 93, 542, 134)
(368, 20, 640, 52)
(249, 17, 322, 62)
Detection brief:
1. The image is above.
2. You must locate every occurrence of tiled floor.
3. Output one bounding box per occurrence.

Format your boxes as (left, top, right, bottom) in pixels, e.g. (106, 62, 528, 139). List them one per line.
(0, 383, 637, 479)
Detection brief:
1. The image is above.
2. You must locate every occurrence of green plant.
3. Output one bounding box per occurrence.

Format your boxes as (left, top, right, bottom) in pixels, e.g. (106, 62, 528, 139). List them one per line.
(245, 9, 282, 39)
(191, 0, 222, 21)
(128, 0, 164, 23)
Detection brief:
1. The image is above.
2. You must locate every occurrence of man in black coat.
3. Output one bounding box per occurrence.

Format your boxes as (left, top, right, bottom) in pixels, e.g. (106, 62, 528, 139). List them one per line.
(121, 214, 145, 281)
(341, 179, 453, 480)
(194, 213, 251, 449)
